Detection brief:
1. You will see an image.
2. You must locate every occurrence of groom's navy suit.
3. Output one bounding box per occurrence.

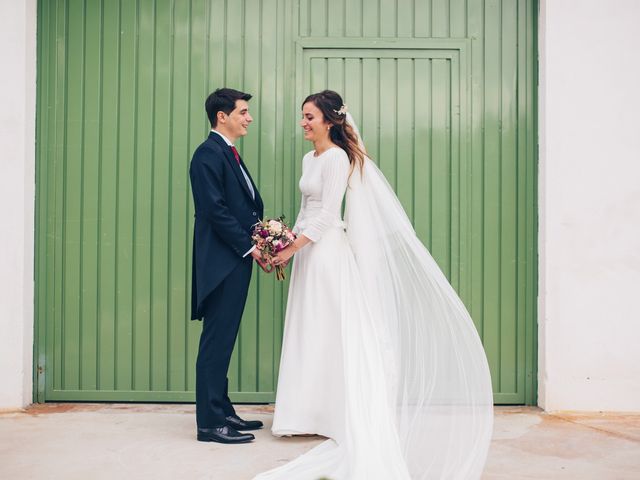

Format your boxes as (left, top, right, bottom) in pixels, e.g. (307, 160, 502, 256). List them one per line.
(190, 131, 263, 428)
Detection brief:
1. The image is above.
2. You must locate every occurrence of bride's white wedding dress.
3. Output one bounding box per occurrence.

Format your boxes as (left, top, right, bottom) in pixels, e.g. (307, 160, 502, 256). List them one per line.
(254, 116, 493, 479)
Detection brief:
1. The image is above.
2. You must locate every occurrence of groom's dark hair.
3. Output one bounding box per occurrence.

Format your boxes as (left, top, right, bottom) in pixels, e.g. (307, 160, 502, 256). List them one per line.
(206, 88, 252, 127)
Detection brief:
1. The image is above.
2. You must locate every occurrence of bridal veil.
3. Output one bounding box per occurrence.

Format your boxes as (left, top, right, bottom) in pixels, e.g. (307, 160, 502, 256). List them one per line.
(343, 112, 493, 478)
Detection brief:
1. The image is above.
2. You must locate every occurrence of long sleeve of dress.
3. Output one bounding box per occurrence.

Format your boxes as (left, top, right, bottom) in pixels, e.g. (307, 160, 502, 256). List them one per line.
(300, 149, 350, 242)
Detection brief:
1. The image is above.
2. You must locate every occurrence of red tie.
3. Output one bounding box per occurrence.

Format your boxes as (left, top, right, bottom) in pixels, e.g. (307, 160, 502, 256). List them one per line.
(230, 145, 240, 164)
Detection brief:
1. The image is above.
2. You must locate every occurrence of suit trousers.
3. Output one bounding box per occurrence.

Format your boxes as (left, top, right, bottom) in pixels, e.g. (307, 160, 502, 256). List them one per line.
(196, 257, 253, 428)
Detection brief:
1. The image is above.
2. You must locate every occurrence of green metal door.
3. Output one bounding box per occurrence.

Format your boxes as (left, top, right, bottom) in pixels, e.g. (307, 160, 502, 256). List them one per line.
(36, 0, 537, 404)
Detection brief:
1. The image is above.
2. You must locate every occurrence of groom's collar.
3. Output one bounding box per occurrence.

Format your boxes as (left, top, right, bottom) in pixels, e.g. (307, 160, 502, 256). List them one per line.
(211, 129, 234, 147)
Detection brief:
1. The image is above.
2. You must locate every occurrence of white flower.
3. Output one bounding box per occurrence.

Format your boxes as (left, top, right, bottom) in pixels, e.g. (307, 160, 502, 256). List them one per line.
(268, 220, 283, 234)
(333, 104, 348, 116)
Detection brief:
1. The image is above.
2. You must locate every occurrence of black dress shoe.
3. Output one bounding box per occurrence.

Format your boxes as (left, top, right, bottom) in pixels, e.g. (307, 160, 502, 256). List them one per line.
(224, 414, 264, 431)
(197, 426, 255, 444)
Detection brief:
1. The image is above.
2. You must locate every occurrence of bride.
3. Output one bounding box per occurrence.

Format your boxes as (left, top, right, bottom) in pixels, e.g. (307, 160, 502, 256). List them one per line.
(255, 90, 493, 479)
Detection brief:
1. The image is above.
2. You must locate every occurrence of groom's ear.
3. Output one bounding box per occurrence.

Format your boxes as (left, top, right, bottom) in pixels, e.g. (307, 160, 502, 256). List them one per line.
(216, 111, 227, 125)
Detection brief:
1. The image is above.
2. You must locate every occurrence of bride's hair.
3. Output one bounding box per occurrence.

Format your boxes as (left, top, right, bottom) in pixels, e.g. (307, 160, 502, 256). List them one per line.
(302, 90, 366, 176)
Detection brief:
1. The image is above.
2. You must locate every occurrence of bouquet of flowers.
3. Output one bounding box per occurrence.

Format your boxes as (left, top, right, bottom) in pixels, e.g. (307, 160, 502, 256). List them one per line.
(251, 215, 296, 281)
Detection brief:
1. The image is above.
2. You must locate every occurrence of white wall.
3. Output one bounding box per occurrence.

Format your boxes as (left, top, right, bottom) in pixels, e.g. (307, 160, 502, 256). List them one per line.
(0, 0, 37, 409)
(539, 0, 640, 411)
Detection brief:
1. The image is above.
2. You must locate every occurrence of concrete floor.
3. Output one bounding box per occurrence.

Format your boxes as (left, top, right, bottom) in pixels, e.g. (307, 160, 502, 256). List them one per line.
(0, 404, 639, 479)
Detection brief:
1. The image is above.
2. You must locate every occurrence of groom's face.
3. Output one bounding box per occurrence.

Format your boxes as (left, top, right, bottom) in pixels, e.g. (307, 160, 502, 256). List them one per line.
(219, 99, 252, 141)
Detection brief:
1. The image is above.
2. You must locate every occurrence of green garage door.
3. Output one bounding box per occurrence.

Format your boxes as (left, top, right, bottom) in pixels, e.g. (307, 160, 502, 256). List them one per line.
(35, 0, 537, 404)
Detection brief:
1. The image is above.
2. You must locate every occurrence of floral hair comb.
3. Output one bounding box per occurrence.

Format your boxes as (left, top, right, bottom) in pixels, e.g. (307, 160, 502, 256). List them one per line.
(333, 104, 348, 116)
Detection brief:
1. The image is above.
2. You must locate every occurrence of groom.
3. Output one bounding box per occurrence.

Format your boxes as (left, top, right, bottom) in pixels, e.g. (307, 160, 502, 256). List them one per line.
(190, 88, 267, 444)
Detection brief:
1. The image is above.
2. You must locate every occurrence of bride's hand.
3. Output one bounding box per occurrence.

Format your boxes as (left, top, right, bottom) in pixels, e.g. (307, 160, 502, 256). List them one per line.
(273, 245, 296, 266)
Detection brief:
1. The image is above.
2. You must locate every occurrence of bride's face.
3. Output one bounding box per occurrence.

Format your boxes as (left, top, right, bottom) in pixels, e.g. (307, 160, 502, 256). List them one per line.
(300, 102, 331, 143)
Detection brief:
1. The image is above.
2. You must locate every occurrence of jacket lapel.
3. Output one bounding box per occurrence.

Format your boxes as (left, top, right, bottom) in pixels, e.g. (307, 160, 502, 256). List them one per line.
(237, 154, 263, 211)
(209, 132, 257, 204)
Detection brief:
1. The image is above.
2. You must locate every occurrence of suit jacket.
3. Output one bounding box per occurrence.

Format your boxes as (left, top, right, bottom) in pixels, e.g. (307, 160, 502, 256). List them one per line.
(189, 132, 264, 320)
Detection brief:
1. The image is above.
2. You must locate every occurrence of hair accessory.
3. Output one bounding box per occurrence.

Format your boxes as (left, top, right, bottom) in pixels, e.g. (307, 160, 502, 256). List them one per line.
(333, 104, 348, 116)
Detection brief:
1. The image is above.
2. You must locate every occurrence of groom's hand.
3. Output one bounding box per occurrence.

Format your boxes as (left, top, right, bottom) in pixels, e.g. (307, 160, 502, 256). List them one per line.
(250, 249, 273, 273)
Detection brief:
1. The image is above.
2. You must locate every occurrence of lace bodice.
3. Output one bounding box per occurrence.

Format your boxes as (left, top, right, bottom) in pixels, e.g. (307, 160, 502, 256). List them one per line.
(293, 147, 350, 242)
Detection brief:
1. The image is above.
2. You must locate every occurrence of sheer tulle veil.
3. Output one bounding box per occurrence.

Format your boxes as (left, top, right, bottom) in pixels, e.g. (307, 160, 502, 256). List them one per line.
(343, 112, 493, 478)
(254, 113, 493, 480)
